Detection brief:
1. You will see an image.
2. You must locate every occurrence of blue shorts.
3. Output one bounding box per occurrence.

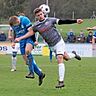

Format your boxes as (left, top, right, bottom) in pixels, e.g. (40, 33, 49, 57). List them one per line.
(20, 38, 34, 55)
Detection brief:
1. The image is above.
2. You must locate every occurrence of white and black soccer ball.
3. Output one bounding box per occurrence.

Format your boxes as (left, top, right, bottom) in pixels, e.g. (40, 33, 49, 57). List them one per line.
(39, 4, 50, 15)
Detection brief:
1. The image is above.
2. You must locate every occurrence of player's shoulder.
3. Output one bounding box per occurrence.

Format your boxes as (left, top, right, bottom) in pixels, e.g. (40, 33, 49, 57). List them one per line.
(18, 15, 24, 19)
(19, 16, 29, 21)
(47, 17, 58, 21)
(33, 20, 40, 26)
(48, 17, 57, 19)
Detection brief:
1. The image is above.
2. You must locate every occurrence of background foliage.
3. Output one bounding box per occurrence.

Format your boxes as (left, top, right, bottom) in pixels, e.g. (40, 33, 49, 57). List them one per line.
(0, 0, 96, 23)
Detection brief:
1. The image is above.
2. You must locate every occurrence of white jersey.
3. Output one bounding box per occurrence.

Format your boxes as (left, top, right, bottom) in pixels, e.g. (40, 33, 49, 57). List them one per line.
(12, 43, 20, 52)
(9, 27, 20, 52)
(9, 26, 13, 30)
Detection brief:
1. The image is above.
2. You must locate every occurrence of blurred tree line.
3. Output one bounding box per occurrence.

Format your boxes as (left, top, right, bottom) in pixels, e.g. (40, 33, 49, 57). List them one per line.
(0, 0, 96, 23)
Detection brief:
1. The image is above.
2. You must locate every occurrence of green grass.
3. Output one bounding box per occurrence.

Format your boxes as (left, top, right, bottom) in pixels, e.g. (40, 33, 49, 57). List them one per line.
(0, 55, 96, 96)
(57, 19, 96, 37)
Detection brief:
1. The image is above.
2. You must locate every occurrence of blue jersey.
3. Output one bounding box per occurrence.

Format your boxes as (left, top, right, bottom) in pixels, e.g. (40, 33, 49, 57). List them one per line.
(11, 16, 32, 38)
(11, 16, 35, 55)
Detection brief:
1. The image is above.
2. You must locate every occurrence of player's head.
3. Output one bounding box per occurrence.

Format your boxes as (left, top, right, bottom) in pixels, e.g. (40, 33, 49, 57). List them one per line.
(9, 16, 20, 26)
(33, 8, 45, 21)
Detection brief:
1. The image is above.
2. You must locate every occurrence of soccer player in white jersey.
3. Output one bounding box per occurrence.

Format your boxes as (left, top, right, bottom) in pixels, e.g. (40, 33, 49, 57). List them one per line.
(14, 8, 83, 88)
(8, 27, 20, 71)
(11, 42, 20, 71)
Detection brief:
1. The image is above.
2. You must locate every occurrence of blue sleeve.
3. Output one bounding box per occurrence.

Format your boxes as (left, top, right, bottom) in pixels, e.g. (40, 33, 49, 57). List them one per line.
(21, 16, 32, 29)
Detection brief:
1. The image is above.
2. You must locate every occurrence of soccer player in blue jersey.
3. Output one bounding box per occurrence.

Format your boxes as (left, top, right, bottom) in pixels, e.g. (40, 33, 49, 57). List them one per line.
(9, 15, 45, 86)
(14, 8, 83, 88)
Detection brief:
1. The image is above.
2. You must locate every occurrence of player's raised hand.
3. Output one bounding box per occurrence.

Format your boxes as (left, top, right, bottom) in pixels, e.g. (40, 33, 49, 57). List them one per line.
(77, 19, 83, 24)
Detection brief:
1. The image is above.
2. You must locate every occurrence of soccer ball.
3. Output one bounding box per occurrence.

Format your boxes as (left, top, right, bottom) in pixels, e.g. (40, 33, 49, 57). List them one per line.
(39, 4, 50, 15)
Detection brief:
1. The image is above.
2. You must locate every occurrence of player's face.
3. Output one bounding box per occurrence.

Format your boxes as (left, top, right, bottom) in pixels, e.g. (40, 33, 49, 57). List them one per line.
(12, 19, 20, 27)
(35, 11, 45, 21)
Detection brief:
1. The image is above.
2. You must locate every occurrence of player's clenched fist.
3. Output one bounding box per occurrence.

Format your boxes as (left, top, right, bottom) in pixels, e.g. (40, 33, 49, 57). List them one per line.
(77, 19, 83, 24)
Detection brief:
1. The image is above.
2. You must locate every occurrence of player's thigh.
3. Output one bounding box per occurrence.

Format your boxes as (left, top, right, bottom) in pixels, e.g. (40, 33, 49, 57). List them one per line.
(55, 39, 65, 55)
(25, 43, 33, 53)
(20, 46, 25, 55)
(63, 52, 70, 60)
(57, 54, 64, 64)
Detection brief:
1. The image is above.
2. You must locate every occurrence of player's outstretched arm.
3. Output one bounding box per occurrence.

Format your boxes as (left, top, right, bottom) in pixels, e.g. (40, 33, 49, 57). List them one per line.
(14, 27, 35, 42)
(58, 19, 83, 25)
(92, 26, 96, 30)
(86, 26, 96, 31)
(8, 28, 14, 41)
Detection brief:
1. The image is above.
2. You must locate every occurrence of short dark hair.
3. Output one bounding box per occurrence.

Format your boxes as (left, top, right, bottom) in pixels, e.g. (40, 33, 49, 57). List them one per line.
(33, 8, 42, 14)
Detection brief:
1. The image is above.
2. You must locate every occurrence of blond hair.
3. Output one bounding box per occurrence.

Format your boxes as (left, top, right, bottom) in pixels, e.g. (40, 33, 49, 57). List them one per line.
(9, 16, 18, 26)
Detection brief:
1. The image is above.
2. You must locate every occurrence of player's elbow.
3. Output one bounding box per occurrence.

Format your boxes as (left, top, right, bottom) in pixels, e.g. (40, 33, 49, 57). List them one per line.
(30, 30, 35, 35)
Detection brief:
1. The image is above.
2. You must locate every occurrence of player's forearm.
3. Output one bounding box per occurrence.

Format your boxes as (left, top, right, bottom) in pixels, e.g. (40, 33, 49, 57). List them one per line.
(92, 26, 96, 30)
(87, 26, 96, 30)
(20, 31, 34, 40)
(14, 32, 32, 43)
(58, 19, 77, 25)
(8, 30, 12, 37)
(14, 28, 35, 43)
(8, 30, 14, 41)
(20, 27, 34, 40)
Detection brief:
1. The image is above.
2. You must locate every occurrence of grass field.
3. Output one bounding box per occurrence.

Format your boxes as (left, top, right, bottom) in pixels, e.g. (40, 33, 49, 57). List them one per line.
(0, 55, 96, 96)
(57, 19, 96, 37)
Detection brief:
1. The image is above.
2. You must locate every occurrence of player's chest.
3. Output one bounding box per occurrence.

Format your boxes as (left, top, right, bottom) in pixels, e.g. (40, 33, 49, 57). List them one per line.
(13, 25, 25, 34)
(36, 21, 52, 33)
